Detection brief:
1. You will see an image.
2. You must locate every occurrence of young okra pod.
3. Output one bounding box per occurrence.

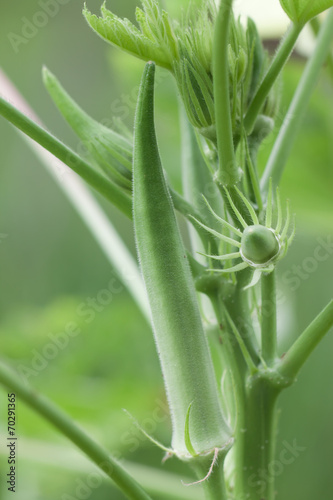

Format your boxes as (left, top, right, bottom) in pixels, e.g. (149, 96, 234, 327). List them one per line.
(133, 62, 232, 459)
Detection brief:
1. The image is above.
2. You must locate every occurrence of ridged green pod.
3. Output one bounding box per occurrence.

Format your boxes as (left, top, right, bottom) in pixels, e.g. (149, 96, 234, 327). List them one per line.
(133, 62, 232, 458)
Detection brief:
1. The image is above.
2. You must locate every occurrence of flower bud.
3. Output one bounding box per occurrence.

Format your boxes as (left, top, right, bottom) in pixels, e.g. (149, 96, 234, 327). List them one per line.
(241, 225, 280, 265)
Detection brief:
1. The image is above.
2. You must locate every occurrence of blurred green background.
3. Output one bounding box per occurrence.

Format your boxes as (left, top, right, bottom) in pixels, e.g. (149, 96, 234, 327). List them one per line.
(0, 1, 333, 499)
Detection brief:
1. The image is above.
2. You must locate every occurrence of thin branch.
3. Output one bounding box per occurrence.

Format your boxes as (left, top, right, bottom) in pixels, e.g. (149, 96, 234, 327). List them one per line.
(260, 9, 333, 193)
(278, 300, 333, 381)
(0, 361, 153, 500)
(310, 17, 333, 81)
(244, 22, 302, 135)
(261, 270, 277, 366)
(0, 439, 204, 500)
(213, 0, 240, 186)
(0, 92, 132, 218)
(0, 70, 150, 320)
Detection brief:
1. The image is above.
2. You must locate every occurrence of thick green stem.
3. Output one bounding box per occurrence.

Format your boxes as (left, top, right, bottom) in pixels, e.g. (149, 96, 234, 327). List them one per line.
(261, 9, 333, 193)
(261, 270, 277, 366)
(0, 362, 153, 500)
(234, 378, 279, 500)
(244, 22, 302, 135)
(214, 0, 240, 186)
(277, 300, 333, 381)
(0, 96, 132, 218)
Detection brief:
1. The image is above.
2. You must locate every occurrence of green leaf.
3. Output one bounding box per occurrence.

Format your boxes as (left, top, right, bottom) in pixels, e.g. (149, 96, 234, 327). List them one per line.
(279, 0, 333, 24)
(43, 67, 132, 191)
(83, 3, 173, 70)
(133, 62, 232, 458)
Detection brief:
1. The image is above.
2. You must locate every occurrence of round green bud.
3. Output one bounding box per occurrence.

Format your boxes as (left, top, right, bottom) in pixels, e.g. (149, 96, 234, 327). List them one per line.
(241, 225, 280, 265)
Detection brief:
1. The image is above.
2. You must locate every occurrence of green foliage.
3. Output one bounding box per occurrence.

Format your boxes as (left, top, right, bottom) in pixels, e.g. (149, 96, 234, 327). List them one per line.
(279, 0, 333, 24)
(83, 1, 274, 141)
(83, 1, 174, 70)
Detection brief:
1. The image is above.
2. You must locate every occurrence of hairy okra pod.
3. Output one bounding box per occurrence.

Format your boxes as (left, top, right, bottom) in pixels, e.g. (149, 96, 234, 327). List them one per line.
(133, 62, 232, 459)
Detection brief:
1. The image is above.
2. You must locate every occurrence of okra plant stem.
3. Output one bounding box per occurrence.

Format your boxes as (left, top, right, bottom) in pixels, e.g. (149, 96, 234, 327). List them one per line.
(261, 8, 333, 193)
(310, 17, 333, 81)
(0, 362, 153, 500)
(278, 299, 333, 381)
(234, 379, 279, 500)
(0, 97, 133, 218)
(244, 22, 302, 135)
(261, 270, 277, 366)
(213, 0, 240, 186)
(193, 458, 229, 500)
(0, 95, 203, 231)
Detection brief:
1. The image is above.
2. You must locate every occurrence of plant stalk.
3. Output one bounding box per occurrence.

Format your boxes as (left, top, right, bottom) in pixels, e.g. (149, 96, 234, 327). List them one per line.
(193, 457, 229, 500)
(277, 299, 333, 381)
(213, 0, 240, 186)
(310, 17, 333, 81)
(0, 361, 153, 500)
(261, 270, 277, 366)
(233, 378, 279, 500)
(261, 9, 333, 193)
(0, 70, 150, 320)
(0, 96, 132, 218)
(244, 22, 302, 135)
